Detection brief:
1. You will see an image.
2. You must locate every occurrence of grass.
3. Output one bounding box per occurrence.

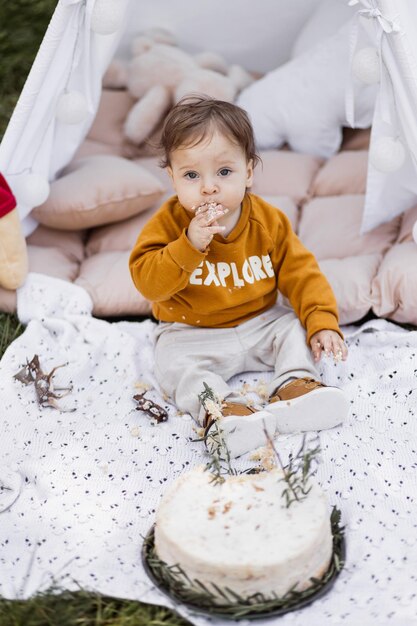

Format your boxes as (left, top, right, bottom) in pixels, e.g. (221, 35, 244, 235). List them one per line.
(0, 3, 192, 624)
(0, 589, 191, 626)
(0, 0, 58, 137)
(0, 313, 24, 359)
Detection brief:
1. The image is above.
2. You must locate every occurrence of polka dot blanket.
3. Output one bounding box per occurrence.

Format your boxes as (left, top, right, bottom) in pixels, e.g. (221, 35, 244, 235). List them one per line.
(0, 273, 416, 625)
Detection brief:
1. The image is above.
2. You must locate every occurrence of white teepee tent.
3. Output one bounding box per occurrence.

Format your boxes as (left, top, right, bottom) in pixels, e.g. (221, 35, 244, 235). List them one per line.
(1, 0, 417, 275)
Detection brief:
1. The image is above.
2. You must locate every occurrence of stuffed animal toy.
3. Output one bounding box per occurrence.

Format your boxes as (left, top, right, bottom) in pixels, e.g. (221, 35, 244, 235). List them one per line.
(0, 173, 28, 290)
(103, 30, 254, 147)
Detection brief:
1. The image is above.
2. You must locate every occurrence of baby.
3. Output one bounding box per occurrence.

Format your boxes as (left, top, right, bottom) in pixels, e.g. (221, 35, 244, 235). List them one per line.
(129, 95, 349, 457)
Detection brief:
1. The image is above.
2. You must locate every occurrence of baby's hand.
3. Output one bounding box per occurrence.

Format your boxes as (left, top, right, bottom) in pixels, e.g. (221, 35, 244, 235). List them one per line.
(187, 203, 228, 252)
(310, 330, 348, 363)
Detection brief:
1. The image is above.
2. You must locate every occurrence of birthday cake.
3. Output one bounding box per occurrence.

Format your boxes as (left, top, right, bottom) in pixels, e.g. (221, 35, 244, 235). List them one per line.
(154, 466, 333, 600)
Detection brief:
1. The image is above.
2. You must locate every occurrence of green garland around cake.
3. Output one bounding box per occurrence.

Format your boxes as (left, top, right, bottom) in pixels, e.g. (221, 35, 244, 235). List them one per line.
(142, 506, 345, 619)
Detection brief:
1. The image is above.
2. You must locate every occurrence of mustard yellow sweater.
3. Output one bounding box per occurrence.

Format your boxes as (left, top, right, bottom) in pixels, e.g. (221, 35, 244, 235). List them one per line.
(129, 194, 342, 344)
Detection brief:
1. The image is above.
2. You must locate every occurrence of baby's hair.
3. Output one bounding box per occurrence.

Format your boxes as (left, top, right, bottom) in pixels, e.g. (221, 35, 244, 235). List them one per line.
(158, 94, 261, 169)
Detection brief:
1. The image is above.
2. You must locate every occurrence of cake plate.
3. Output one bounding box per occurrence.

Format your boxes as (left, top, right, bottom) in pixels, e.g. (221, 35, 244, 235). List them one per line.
(141, 507, 346, 620)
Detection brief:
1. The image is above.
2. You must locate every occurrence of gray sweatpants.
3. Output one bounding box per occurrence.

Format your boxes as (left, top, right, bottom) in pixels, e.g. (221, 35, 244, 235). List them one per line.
(153, 304, 320, 420)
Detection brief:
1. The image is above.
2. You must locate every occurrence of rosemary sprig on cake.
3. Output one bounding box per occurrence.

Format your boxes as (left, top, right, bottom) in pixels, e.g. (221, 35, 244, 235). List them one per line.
(198, 383, 321, 500)
(262, 428, 321, 508)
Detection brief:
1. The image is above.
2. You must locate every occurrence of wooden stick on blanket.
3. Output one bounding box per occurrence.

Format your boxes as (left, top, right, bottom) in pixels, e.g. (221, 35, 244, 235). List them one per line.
(14, 354, 75, 412)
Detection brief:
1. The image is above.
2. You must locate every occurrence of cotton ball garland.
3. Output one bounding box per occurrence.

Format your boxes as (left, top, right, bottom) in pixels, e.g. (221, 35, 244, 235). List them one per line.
(352, 47, 380, 85)
(56, 91, 88, 124)
(12, 174, 50, 207)
(91, 0, 124, 35)
(369, 137, 406, 173)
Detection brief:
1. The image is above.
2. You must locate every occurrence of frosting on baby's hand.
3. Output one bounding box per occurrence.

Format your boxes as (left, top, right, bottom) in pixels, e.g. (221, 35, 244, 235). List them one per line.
(194, 202, 222, 221)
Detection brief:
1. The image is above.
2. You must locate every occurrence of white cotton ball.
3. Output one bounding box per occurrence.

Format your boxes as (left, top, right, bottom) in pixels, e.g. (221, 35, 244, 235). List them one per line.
(12, 174, 50, 207)
(412, 220, 417, 244)
(56, 90, 88, 124)
(369, 137, 406, 173)
(91, 0, 124, 35)
(352, 47, 380, 85)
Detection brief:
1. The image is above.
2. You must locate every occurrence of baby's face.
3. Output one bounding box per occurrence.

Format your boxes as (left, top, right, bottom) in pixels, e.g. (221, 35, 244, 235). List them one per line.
(167, 131, 253, 216)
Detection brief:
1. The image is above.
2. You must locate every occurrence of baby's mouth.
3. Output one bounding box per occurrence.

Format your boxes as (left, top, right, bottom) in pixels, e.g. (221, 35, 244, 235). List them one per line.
(194, 202, 222, 219)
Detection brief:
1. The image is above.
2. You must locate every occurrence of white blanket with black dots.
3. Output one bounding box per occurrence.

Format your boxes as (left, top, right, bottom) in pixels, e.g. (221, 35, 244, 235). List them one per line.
(0, 272, 416, 626)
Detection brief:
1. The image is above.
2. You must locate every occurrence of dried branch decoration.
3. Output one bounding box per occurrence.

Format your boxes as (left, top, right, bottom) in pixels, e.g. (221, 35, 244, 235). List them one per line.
(14, 354, 74, 411)
(133, 393, 168, 423)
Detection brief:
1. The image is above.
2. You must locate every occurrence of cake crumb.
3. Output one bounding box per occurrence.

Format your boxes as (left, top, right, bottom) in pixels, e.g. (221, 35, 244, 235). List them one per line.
(134, 381, 151, 393)
(250, 443, 276, 472)
(222, 501, 233, 514)
(208, 506, 217, 519)
(239, 380, 269, 401)
(255, 380, 269, 401)
(130, 426, 141, 438)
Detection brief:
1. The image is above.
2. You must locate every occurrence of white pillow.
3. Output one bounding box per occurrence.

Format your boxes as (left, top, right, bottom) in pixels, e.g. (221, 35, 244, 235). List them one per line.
(237, 21, 377, 159)
(291, 0, 355, 59)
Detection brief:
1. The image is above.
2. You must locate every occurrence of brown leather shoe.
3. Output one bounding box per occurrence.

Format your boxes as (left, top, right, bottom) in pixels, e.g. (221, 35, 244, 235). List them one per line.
(203, 401, 276, 459)
(203, 401, 256, 432)
(269, 377, 327, 403)
(265, 377, 349, 434)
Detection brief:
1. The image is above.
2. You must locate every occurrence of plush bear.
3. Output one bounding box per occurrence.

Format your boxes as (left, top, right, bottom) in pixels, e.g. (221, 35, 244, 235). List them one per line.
(103, 31, 254, 147)
(0, 173, 28, 290)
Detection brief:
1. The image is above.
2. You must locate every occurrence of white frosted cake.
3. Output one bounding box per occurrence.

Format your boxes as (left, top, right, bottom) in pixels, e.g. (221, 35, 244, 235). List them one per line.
(154, 466, 333, 600)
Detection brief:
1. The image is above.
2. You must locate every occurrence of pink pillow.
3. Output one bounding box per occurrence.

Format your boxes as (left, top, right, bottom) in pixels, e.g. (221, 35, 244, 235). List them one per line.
(27, 245, 80, 282)
(251, 151, 323, 204)
(371, 242, 417, 324)
(72, 139, 126, 160)
(262, 195, 299, 231)
(33, 155, 165, 230)
(87, 89, 136, 147)
(0, 242, 81, 312)
(85, 207, 158, 256)
(27, 225, 86, 263)
(319, 254, 381, 324)
(0, 287, 16, 313)
(299, 195, 401, 260)
(133, 156, 174, 197)
(311, 151, 368, 197)
(76, 251, 152, 317)
(397, 203, 417, 243)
